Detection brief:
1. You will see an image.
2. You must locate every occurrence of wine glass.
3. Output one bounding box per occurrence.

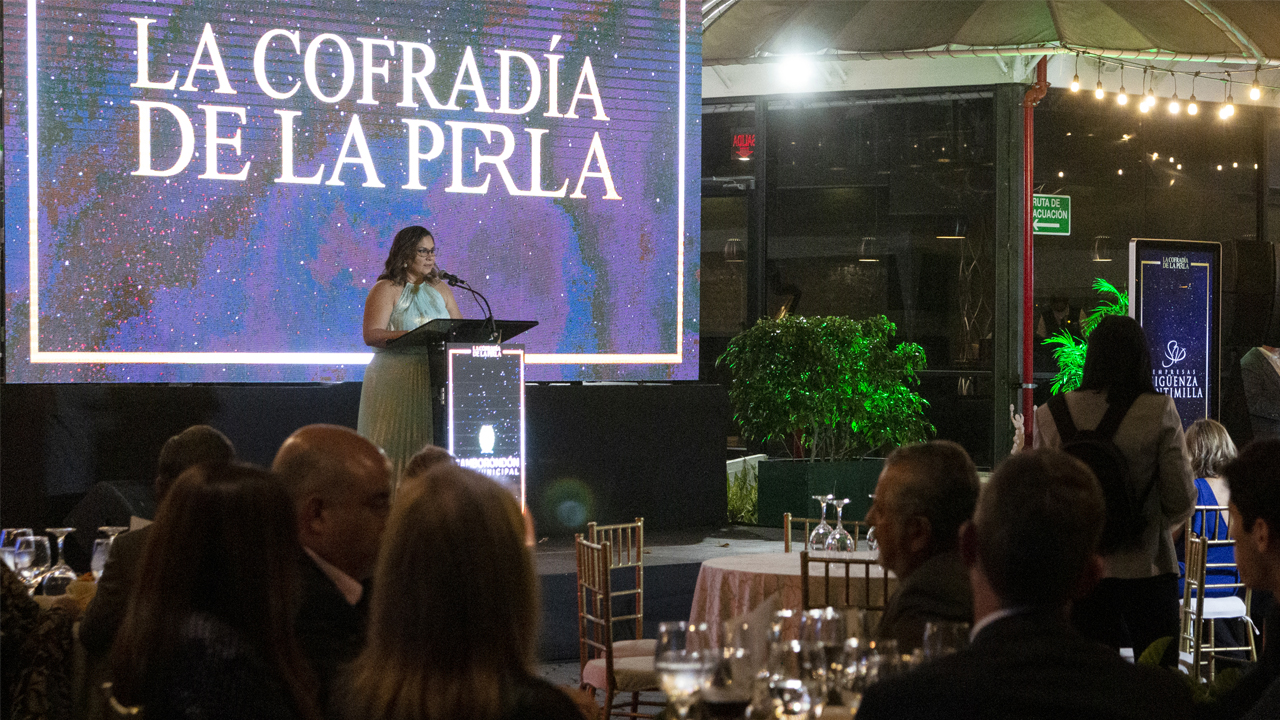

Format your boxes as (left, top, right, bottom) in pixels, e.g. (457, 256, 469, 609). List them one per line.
(99, 526, 130, 542)
(90, 539, 114, 582)
(808, 495, 834, 550)
(863, 639, 903, 687)
(764, 638, 826, 719)
(923, 621, 971, 662)
(41, 527, 79, 596)
(1, 528, 33, 571)
(824, 499, 855, 553)
(702, 621, 756, 720)
(15, 536, 51, 591)
(655, 621, 717, 719)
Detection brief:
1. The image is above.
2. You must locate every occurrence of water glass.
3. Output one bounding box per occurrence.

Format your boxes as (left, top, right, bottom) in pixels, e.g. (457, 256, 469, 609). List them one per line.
(1, 528, 33, 571)
(15, 536, 51, 590)
(91, 538, 114, 582)
(922, 621, 970, 661)
(655, 621, 717, 719)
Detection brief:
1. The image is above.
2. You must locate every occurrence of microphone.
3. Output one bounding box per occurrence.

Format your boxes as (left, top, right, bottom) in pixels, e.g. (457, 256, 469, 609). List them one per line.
(439, 271, 465, 286)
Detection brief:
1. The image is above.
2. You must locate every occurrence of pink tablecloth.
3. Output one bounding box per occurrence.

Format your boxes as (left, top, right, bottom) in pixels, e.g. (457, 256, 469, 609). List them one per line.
(688, 551, 895, 646)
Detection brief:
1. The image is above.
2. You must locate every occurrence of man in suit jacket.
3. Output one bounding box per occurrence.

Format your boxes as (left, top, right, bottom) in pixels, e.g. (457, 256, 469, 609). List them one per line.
(272, 424, 392, 707)
(1241, 346, 1280, 441)
(79, 425, 235, 656)
(865, 441, 979, 651)
(1202, 439, 1280, 720)
(858, 449, 1194, 720)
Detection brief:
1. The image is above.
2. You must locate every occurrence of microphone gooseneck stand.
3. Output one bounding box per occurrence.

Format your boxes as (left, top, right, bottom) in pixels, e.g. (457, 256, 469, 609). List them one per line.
(446, 277, 498, 341)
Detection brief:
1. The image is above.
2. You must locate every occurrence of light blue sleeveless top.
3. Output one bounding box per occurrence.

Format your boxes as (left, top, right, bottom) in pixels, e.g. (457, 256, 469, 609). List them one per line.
(387, 281, 449, 332)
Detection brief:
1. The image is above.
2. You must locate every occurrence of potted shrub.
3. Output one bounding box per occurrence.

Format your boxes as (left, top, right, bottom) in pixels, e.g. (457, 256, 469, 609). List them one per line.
(718, 315, 933, 526)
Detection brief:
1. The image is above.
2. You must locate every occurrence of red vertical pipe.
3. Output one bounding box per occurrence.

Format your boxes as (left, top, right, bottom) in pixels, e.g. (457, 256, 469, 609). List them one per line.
(1022, 58, 1049, 445)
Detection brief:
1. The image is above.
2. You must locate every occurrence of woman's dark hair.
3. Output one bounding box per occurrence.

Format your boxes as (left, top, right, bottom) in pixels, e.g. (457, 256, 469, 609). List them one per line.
(1078, 315, 1158, 406)
(377, 225, 438, 285)
(110, 462, 319, 720)
(344, 466, 537, 720)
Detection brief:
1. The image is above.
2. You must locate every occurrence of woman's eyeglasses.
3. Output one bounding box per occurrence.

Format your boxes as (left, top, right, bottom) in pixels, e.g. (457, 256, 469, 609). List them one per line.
(415, 247, 437, 257)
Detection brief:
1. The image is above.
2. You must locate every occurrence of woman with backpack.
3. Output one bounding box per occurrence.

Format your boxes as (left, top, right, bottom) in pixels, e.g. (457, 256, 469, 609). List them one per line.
(1033, 314, 1196, 656)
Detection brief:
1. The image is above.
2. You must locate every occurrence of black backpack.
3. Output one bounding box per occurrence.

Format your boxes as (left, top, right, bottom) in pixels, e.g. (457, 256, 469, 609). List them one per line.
(1047, 393, 1156, 555)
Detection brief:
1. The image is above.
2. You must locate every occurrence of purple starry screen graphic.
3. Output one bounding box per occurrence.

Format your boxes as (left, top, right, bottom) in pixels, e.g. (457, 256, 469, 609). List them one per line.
(4, 0, 701, 382)
(1132, 241, 1220, 427)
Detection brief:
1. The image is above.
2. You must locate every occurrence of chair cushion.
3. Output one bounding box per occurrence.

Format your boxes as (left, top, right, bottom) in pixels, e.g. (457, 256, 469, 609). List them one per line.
(583, 655, 659, 693)
(612, 639, 657, 658)
(1200, 596, 1249, 620)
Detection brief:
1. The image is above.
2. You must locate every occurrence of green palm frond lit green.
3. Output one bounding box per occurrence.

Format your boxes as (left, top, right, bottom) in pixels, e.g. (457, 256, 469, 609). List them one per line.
(1046, 278, 1129, 394)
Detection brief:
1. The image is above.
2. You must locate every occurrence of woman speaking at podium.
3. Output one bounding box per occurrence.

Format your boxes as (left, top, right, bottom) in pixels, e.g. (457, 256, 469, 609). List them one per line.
(358, 226, 461, 485)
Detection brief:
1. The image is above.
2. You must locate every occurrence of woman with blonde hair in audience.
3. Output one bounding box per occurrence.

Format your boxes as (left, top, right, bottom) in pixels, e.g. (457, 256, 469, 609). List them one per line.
(1178, 418, 1240, 596)
(342, 465, 584, 720)
(109, 462, 321, 720)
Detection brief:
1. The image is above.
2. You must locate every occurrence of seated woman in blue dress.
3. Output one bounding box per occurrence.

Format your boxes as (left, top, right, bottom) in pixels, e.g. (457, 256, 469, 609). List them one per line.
(358, 226, 462, 487)
(1177, 418, 1240, 596)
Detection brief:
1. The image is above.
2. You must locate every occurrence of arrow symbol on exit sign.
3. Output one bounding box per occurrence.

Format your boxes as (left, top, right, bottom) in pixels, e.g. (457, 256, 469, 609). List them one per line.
(1033, 219, 1055, 230)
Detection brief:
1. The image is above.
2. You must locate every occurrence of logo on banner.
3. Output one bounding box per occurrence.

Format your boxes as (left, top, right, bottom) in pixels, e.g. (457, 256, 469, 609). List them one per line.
(1154, 339, 1202, 400)
(1163, 340, 1187, 368)
(479, 425, 496, 454)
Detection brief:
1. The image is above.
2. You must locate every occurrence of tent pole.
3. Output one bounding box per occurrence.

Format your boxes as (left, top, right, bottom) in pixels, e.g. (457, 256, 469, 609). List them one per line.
(1022, 57, 1049, 444)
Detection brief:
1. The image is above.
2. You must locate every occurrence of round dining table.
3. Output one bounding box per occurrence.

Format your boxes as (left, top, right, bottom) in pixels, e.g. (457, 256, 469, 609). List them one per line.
(687, 550, 896, 647)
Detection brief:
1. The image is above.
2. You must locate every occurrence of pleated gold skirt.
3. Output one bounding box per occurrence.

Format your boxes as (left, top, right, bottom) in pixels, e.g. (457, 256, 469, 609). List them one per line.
(357, 348, 433, 487)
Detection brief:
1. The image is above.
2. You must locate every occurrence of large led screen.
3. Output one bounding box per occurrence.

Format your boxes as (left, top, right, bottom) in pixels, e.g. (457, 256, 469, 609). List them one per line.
(4, 0, 700, 382)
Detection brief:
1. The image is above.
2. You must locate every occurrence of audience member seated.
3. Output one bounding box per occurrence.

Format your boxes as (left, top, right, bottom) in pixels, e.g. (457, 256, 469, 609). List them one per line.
(272, 424, 392, 706)
(1201, 439, 1280, 720)
(1177, 419, 1240, 596)
(339, 465, 585, 720)
(865, 440, 980, 651)
(397, 444, 455, 497)
(80, 424, 235, 657)
(858, 449, 1194, 720)
(108, 463, 321, 720)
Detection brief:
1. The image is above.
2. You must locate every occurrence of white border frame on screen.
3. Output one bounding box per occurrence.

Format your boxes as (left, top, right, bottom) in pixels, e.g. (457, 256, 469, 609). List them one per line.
(25, 0, 689, 368)
(447, 345, 526, 508)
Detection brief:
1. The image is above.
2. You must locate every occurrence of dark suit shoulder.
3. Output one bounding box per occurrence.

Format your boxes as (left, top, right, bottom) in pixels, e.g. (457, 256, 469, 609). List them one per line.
(859, 615, 1193, 720)
(79, 526, 152, 656)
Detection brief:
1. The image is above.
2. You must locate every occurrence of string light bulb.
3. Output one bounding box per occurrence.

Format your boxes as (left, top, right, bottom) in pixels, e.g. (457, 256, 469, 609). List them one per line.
(1187, 72, 1199, 115)
(1168, 73, 1180, 113)
(1095, 79, 1105, 99)
(1116, 65, 1128, 105)
(1071, 53, 1081, 92)
(1250, 66, 1261, 101)
(1221, 74, 1236, 118)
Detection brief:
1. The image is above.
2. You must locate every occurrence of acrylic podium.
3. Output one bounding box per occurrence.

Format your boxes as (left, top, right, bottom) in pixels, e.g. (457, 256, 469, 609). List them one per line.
(386, 318, 537, 502)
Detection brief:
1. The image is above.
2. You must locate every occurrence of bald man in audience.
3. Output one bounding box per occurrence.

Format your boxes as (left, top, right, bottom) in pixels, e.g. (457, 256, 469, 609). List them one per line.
(858, 449, 1193, 720)
(272, 424, 392, 705)
(865, 440, 980, 651)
